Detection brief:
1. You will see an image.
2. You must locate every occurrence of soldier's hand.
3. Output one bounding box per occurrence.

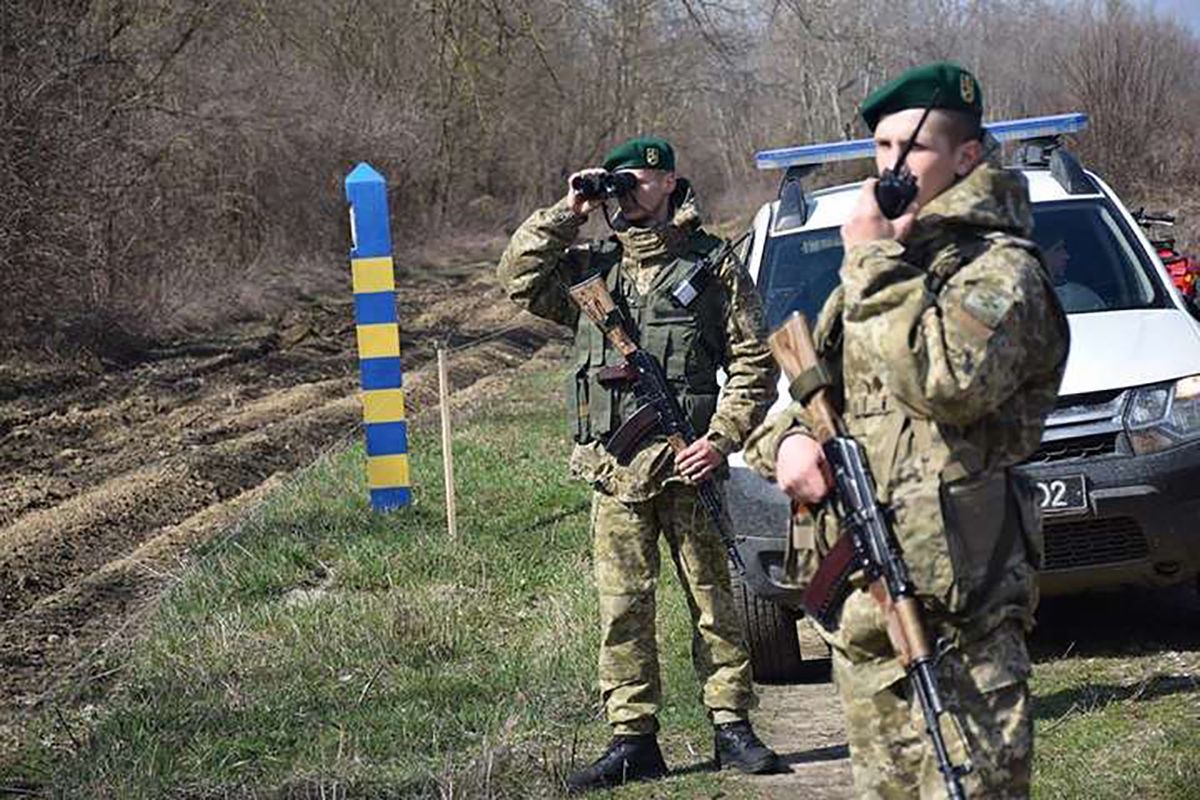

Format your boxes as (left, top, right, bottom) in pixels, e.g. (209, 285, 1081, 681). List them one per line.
(567, 168, 609, 217)
(775, 433, 832, 504)
(841, 178, 919, 246)
(676, 438, 724, 483)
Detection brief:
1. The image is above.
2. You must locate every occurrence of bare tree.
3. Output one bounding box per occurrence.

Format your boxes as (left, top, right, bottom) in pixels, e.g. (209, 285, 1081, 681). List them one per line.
(2, 0, 1198, 357)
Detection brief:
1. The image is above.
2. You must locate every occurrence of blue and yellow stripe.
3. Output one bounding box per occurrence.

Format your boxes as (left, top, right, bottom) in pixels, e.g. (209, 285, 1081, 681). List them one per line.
(346, 163, 410, 511)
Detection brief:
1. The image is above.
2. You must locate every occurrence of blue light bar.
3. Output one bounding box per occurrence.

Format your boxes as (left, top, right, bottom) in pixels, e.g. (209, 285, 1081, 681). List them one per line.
(755, 138, 877, 170)
(755, 112, 1089, 170)
(987, 113, 1089, 143)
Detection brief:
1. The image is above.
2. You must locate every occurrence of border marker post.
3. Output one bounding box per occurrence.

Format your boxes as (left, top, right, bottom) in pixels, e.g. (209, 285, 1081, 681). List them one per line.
(345, 162, 410, 511)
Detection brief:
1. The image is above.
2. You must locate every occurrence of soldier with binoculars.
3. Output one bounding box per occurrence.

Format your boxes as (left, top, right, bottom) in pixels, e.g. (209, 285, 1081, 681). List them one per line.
(497, 136, 782, 793)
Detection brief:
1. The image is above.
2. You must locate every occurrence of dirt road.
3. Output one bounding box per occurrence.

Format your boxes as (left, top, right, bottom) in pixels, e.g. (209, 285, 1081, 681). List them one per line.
(749, 624, 853, 798)
(0, 260, 567, 752)
(3, 256, 1196, 800)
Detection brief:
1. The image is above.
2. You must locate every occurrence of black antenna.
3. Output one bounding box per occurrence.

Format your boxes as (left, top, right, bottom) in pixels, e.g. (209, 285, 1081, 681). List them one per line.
(892, 93, 940, 171)
(875, 87, 942, 219)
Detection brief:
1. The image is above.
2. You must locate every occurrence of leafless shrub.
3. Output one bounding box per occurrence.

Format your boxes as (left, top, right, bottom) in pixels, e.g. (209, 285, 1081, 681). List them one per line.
(1061, 1, 1200, 193)
(2, 0, 1197, 358)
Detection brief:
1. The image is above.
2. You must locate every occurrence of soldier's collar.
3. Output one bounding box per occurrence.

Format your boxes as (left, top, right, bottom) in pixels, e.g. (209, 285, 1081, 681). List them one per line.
(615, 179, 703, 260)
(912, 164, 1032, 238)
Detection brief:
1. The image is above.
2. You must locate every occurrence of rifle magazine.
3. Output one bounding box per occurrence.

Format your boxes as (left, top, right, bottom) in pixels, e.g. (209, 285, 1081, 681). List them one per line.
(802, 533, 858, 630)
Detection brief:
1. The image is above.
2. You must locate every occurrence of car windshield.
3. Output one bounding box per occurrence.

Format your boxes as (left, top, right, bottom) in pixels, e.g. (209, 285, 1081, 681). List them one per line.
(1028, 200, 1168, 313)
(758, 197, 1170, 328)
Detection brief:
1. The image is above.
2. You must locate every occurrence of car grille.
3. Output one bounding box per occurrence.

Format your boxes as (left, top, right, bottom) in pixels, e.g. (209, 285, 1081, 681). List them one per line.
(1043, 516, 1150, 571)
(1027, 432, 1120, 464)
(1053, 388, 1125, 410)
(1029, 388, 1129, 465)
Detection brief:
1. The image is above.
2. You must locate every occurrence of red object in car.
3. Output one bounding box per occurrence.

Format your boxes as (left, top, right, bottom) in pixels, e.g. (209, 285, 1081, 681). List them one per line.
(1162, 250, 1197, 298)
(1153, 240, 1197, 298)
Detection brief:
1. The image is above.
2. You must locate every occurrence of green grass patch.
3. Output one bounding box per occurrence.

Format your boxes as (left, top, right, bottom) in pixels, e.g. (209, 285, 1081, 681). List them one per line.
(2, 369, 749, 798)
(1031, 652, 1200, 799)
(9, 362, 1194, 798)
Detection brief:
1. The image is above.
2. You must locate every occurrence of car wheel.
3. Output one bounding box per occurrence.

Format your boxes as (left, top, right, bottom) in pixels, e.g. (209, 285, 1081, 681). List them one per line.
(730, 568, 803, 683)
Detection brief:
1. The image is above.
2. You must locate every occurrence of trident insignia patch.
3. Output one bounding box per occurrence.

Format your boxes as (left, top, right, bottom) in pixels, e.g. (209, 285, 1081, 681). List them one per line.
(960, 74, 976, 104)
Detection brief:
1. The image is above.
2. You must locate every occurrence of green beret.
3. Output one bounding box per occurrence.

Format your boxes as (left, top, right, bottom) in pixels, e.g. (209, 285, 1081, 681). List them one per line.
(860, 62, 983, 132)
(602, 136, 675, 172)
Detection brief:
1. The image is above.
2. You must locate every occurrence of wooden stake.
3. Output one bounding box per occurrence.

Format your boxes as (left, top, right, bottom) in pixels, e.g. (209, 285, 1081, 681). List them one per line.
(437, 345, 458, 540)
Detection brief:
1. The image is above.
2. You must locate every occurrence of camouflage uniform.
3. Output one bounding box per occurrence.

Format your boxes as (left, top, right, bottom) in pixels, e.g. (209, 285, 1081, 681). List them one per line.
(746, 164, 1070, 797)
(498, 180, 778, 736)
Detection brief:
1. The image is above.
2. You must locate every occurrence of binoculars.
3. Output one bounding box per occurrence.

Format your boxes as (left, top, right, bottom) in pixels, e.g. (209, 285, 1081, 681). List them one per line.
(571, 171, 637, 200)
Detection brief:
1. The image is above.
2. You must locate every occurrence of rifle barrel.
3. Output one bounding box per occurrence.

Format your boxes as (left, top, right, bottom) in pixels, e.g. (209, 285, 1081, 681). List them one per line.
(911, 659, 969, 800)
(697, 482, 745, 572)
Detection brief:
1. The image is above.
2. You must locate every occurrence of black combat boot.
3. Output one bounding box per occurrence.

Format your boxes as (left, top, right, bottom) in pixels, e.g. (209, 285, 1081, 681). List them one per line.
(564, 734, 669, 794)
(713, 720, 782, 774)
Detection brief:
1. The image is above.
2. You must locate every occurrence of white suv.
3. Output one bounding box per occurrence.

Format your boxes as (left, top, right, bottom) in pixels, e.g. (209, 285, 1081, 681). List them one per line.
(725, 115, 1200, 681)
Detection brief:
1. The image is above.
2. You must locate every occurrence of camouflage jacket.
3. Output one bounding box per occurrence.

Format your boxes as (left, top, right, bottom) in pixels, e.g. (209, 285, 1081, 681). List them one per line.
(498, 180, 777, 501)
(745, 165, 1069, 687)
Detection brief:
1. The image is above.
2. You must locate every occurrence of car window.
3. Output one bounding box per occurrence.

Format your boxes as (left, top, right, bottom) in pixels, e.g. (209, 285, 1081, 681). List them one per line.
(1029, 200, 1170, 314)
(758, 228, 843, 329)
(757, 197, 1170, 328)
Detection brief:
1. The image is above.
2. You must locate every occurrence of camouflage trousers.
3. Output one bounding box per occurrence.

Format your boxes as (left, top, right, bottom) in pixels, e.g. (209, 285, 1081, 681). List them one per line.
(828, 591, 1033, 799)
(592, 482, 756, 735)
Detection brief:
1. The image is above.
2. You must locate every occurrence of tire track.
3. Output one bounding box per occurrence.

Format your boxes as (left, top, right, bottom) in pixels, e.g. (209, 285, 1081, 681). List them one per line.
(0, 268, 567, 741)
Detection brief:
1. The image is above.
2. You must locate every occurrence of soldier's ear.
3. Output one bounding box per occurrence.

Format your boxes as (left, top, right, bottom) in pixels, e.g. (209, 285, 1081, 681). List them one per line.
(663, 171, 678, 194)
(954, 139, 984, 177)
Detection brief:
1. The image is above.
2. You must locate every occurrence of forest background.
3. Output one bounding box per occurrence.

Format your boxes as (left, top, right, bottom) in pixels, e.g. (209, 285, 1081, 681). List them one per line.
(3, 0, 1199, 358)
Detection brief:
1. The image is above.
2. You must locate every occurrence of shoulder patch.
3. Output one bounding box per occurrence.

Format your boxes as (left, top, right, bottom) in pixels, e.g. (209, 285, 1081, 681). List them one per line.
(960, 284, 1014, 329)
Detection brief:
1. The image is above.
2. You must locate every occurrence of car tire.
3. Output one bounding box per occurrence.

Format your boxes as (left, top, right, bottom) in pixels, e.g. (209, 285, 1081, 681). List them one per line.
(730, 568, 803, 683)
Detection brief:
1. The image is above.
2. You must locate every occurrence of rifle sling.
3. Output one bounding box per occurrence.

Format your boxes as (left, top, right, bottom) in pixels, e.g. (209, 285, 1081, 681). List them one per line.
(605, 403, 663, 466)
(802, 532, 857, 630)
(788, 363, 833, 404)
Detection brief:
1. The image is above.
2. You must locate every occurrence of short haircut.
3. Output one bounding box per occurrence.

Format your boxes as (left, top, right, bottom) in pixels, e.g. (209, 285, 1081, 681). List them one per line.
(933, 109, 984, 145)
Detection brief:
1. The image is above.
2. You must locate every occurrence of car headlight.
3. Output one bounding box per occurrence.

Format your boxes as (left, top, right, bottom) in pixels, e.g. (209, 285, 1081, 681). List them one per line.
(1125, 374, 1200, 454)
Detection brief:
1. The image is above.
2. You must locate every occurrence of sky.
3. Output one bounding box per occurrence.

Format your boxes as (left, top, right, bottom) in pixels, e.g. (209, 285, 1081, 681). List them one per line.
(1142, 0, 1200, 34)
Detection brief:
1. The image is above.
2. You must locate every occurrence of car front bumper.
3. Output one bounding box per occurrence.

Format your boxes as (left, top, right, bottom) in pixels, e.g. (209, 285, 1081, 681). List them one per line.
(1016, 436, 1200, 596)
(727, 434, 1200, 608)
(726, 466, 803, 611)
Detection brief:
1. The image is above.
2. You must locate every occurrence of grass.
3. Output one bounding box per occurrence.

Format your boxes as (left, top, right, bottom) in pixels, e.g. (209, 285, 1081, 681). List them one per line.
(1030, 649, 1200, 799)
(1, 368, 750, 798)
(2, 364, 1197, 798)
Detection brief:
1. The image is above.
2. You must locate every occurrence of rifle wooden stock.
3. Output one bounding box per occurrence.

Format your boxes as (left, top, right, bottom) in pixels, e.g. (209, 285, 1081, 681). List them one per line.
(766, 312, 839, 444)
(568, 276, 637, 357)
(766, 313, 969, 796)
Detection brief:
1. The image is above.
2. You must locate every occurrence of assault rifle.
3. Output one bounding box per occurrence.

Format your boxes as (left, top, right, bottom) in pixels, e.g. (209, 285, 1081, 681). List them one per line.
(768, 311, 971, 800)
(568, 276, 745, 574)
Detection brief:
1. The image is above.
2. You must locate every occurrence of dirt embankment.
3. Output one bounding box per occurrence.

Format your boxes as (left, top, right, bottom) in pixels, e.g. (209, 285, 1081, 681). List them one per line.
(4, 255, 1197, 800)
(0, 261, 567, 749)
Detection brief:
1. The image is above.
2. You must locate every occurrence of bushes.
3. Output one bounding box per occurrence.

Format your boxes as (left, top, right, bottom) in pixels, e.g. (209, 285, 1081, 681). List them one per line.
(2, 0, 1197, 356)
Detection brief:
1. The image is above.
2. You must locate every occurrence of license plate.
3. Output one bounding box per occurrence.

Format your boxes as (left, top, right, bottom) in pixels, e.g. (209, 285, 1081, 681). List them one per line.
(1035, 475, 1089, 515)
